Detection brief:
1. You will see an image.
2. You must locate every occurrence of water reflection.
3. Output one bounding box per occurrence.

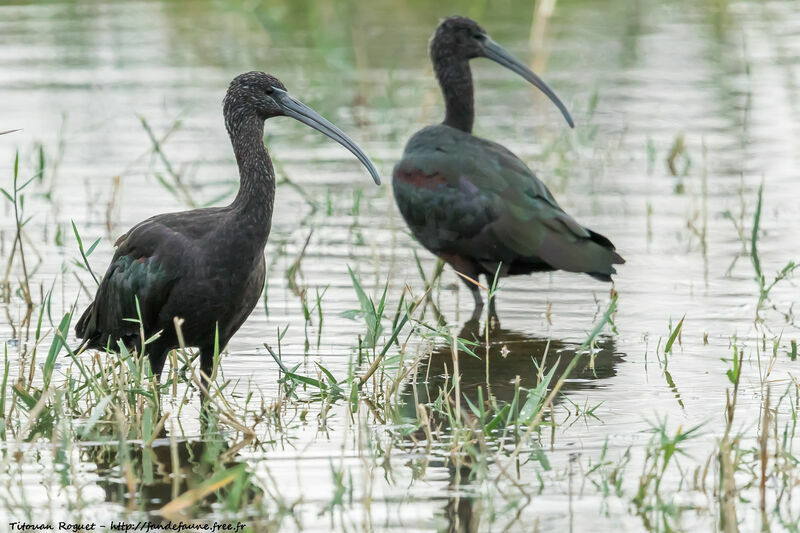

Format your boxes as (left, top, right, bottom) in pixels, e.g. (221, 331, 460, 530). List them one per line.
(403, 321, 623, 533)
(408, 320, 622, 410)
(82, 410, 254, 514)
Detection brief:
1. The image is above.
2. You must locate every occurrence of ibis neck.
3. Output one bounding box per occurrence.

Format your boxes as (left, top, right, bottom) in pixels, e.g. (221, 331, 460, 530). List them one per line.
(228, 113, 275, 233)
(434, 57, 475, 133)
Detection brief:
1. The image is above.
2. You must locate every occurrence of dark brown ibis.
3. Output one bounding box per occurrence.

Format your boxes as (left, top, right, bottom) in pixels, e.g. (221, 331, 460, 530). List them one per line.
(75, 72, 380, 379)
(393, 17, 624, 321)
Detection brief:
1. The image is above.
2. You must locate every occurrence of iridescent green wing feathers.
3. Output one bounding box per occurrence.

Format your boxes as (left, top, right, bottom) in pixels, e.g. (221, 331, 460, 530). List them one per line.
(75, 219, 179, 350)
(395, 125, 623, 278)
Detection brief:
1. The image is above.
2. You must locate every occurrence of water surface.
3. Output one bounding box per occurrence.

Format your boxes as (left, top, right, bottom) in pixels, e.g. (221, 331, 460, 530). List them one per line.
(1, 0, 799, 531)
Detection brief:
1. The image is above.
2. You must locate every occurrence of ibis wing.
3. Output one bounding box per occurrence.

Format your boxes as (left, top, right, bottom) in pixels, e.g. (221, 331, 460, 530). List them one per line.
(396, 126, 623, 278)
(75, 217, 182, 349)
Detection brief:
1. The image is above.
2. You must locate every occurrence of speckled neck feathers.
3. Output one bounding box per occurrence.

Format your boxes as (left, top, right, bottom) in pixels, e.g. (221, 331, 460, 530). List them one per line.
(224, 100, 275, 230)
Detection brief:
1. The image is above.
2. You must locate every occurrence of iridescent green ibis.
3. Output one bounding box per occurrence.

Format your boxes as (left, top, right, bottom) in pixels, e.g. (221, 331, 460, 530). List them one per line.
(75, 72, 380, 380)
(393, 17, 624, 321)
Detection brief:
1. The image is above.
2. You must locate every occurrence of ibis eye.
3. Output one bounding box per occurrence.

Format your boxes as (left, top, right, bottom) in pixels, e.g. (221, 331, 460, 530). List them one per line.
(265, 87, 275, 95)
(473, 33, 486, 41)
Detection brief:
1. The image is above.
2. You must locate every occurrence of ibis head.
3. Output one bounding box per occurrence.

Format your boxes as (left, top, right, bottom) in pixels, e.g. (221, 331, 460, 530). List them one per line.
(224, 72, 381, 185)
(430, 16, 574, 129)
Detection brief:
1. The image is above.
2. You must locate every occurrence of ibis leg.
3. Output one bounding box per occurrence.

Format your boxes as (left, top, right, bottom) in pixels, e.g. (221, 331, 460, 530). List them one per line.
(146, 341, 171, 381)
(199, 344, 215, 383)
(444, 256, 484, 322)
(199, 335, 231, 385)
(458, 273, 484, 322)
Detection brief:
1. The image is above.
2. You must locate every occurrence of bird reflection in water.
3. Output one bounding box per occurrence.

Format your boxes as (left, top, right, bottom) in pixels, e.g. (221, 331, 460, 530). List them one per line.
(82, 408, 256, 515)
(401, 320, 623, 533)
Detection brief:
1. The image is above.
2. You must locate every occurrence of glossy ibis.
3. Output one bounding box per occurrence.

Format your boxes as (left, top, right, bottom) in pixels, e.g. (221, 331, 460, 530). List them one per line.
(393, 17, 624, 321)
(75, 72, 380, 380)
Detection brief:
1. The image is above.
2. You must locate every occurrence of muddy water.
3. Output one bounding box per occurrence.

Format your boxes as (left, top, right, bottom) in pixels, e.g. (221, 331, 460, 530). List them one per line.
(1, 0, 799, 531)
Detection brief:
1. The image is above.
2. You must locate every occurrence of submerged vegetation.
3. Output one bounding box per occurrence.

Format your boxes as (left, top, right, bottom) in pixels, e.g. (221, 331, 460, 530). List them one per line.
(2, 0, 800, 531)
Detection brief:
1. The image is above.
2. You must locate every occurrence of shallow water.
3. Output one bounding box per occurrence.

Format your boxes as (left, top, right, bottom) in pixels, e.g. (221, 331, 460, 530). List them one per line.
(1, 0, 799, 531)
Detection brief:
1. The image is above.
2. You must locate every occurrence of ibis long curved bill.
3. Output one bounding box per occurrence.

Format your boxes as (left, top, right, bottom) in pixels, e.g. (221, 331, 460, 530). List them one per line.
(274, 89, 381, 185)
(480, 37, 574, 128)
